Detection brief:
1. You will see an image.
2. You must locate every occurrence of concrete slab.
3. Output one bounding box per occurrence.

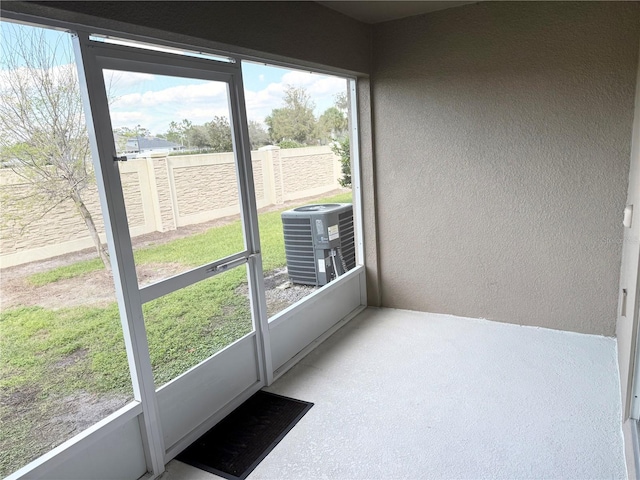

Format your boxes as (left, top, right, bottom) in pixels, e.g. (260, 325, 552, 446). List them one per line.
(162, 307, 626, 479)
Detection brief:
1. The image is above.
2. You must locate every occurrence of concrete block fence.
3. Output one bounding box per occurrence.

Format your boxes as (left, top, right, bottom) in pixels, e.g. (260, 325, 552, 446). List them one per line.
(0, 146, 341, 268)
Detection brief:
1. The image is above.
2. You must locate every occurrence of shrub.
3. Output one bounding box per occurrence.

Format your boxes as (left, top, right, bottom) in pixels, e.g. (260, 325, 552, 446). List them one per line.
(332, 137, 351, 188)
(277, 140, 304, 149)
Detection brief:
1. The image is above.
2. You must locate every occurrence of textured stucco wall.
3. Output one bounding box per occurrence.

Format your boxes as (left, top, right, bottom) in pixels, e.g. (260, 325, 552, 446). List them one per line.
(372, 2, 640, 335)
(357, 78, 382, 307)
(4, 1, 371, 75)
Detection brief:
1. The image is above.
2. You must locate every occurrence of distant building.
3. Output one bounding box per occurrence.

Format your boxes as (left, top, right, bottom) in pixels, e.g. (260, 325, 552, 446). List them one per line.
(125, 136, 183, 156)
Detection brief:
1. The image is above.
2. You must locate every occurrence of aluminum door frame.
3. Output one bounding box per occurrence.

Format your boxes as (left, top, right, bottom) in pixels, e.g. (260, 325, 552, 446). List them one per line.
(73, 31, 271, 477)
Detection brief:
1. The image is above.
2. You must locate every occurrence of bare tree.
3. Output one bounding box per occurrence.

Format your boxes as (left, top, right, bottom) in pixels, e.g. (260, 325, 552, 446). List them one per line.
(0, 23, 110, 268)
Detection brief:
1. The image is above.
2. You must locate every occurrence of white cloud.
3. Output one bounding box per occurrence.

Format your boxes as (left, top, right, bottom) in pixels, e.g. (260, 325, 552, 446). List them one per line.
(110, 110, 146, 125)
(105, 70, 155, 90)
(279, 71, 346, 96)
(243, 82, 286, 120)
(109, 80, 230, 133)
(146, 82, 226, 105)
(176, 106, 231, 124)
(244, 72, 346, 122)
(281, 70, 316, 87)
(111, 81, 226, 109)
(0, 63, 78, 91)
(107, 69, 347, 134)
(306, 76, 347, 97)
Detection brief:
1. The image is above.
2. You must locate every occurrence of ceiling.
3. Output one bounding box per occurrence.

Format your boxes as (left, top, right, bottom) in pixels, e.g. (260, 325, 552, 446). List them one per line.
(317, 1, 478, 24)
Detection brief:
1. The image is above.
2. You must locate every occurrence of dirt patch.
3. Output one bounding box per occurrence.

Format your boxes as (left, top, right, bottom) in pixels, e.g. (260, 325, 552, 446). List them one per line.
(2, 259, 318, 317)
(53, 348, 88, 369)
(1, 262, 186, 310)
(1, 270, 115, 310)
(136, 262, 188, 288)
(48, 392, 131, 435)
(0, 385, 41, 410)
(0, 390, 132, 476)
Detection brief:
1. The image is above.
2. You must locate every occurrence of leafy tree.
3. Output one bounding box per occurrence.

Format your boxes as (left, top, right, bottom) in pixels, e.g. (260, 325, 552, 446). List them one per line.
(318, 106, 347, 143)
(160, 119, 192, 146)
(320, 92, 351, 187)
(332, 137, 351, 188)
(278, 140, 303, 149)
(0, 23, 110, 268)
(205, 116, 233, 152)
(265, 85, 317, 145)
(334, 91, 348, 111)
(248, 120, 269, 150)
(185, 125, 209, 149)
(114, 124, 151, 153)
(162, 117, 234, 153)
(163, 118, 269, 153)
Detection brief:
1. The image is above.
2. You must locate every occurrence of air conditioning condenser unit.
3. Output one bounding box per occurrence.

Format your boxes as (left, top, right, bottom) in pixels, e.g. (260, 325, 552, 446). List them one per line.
(281, 203, 355, 286)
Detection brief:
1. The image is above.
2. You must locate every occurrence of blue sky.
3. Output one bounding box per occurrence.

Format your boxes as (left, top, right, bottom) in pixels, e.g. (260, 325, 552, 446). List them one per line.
(1, 20, 348, 135)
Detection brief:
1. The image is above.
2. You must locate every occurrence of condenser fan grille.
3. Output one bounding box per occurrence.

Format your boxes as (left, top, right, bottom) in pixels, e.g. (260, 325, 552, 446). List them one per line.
(293, 204, 341, 212)
(338, 210, 356, 270)
(282, 217, 317, 285)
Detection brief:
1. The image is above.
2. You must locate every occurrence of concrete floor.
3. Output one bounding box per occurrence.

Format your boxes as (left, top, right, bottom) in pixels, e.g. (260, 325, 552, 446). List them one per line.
(161, 307, 626, 479)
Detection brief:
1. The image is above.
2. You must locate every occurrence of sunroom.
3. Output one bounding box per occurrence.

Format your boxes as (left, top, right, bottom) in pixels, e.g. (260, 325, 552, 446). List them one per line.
(1, 2, 639, 479)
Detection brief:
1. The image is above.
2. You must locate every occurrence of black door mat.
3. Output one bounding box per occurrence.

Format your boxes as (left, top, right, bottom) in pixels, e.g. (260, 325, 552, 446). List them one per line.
(176, 390, 313, 480)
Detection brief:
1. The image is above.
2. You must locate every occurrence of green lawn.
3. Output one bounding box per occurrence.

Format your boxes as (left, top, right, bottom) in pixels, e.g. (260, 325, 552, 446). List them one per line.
(0, 191, 351, 477)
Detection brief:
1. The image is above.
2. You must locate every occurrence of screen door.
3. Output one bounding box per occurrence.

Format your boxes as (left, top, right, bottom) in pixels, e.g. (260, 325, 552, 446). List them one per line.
(74, 33, 270, 467)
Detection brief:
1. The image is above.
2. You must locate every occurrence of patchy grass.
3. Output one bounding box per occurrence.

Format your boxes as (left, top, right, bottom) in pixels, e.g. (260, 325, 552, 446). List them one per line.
(143, 269, 252, 386)
(0, 191, 352, 477)
(134, 221, 244, 267)
(0, 304, 128, 393)
(26, 192, 352, 285)
(28, 258, 103, 286)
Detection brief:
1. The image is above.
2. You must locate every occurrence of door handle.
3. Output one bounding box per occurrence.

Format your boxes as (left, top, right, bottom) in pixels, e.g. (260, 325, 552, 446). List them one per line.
(205, 256, 247, 274)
